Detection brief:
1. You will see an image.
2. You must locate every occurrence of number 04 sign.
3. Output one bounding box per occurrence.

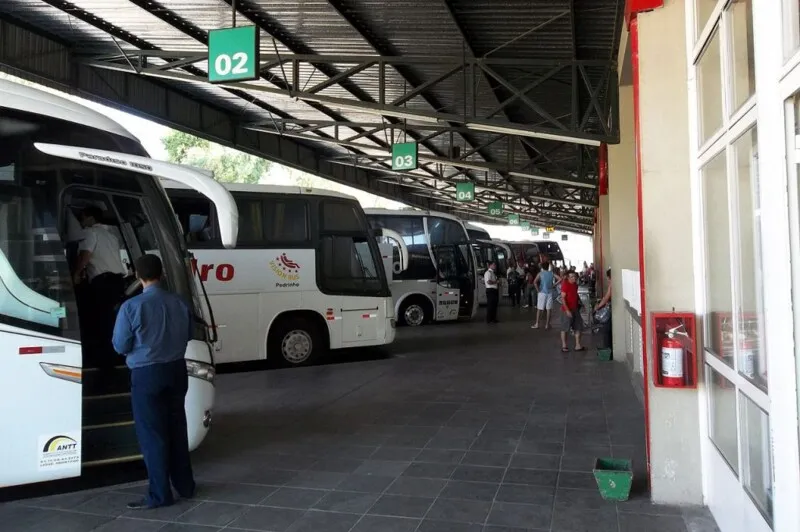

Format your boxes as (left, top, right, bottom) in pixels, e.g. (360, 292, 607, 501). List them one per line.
(208, 26, 260, 83)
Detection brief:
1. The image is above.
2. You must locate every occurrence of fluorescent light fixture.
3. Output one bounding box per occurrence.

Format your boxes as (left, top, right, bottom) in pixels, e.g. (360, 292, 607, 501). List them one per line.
(508, 171, 596, 189)
(465, 122, 601, 147)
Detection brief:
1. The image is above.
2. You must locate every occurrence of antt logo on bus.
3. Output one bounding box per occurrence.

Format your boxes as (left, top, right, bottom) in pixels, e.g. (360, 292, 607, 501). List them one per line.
(191, 258, 235, 282)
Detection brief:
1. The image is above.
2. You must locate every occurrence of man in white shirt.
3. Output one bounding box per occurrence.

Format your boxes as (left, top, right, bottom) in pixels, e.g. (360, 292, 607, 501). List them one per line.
(74, 206, 128, 366)
(484, 261, 499, 324)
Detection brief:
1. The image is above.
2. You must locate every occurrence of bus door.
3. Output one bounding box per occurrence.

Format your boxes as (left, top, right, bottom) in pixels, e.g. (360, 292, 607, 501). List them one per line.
(473, 244, 487, 306)
(36, 143, 238, 349)
(432, 244, 461, 322)
(456, 242, 476, 318)
(494, 246, 509, 296)
(373, 227, 408, 282)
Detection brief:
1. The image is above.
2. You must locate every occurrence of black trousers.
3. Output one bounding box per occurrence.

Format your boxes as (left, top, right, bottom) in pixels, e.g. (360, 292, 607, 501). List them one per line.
(508, 282, 520, 306)
(131, 359, 195, 507)
(486, 289, 499, 322)
(86, 273, 125, 368)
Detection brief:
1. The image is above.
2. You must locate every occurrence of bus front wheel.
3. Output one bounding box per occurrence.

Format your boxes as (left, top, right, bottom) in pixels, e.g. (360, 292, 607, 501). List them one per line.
(270, 316, 324, 366)
(399, 298, 431, 327)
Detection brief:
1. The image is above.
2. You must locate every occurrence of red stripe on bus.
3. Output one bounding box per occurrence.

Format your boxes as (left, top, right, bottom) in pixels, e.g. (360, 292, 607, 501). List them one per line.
(19, 346, 43, 355)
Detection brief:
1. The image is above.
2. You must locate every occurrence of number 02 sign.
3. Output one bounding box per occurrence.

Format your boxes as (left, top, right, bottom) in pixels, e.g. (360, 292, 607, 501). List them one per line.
(208, 26, 260, 83)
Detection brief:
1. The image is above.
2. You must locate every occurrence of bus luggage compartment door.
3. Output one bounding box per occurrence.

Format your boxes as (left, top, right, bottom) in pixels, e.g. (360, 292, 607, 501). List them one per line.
(342, 306, 379, 343)
(435, 288, 461, 321)
(1, 335, 83, 487)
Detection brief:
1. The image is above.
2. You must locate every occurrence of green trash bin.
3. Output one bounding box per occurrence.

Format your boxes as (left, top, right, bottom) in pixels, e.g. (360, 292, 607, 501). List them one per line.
(593, 457, 633, 501)
(597, 348, 612, 361)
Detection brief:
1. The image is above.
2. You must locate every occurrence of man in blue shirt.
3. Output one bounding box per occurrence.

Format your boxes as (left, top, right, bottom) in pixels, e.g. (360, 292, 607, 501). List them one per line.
(112, 254, 196, 510)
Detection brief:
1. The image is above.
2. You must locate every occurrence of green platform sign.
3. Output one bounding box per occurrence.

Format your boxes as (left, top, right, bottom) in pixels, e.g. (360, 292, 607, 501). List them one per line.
(520, 221, 530, 230)
(531, 227, 540, 236)
(391, 142, 418, 171)
(488, 201, 503, 217)
(208, 26, 260, 83)
(455, 182, 475, 202)
(508, 214, 520, 225)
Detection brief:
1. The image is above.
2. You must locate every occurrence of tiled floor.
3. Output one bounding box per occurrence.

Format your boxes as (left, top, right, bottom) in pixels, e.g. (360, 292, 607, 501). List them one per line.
(1, 307, 720, 532)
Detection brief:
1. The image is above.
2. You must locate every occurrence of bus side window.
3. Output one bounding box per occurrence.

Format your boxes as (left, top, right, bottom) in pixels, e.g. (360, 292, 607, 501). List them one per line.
(263, 197, 308, 243)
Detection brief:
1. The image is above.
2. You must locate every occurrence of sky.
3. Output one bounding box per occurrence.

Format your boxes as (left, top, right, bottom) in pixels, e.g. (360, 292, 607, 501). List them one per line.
(3, 73, 595, 264)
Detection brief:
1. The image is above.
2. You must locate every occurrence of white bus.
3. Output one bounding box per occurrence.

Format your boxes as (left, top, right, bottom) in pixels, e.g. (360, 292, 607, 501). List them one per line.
(163, 183, 397, 367)
(0, 80, 238, 488)
(365, 209, 478, 326)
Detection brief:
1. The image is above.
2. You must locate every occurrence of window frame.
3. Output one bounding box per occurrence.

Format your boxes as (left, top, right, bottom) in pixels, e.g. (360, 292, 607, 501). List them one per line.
(169, 189, 312, 250)
(689, 1, 778, 528)
(316, 199, 389, 298)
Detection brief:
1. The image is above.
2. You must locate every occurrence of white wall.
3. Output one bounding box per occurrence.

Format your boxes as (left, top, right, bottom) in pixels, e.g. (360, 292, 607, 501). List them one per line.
(638, 0, 704, 505)
(607, 84, 640, 362)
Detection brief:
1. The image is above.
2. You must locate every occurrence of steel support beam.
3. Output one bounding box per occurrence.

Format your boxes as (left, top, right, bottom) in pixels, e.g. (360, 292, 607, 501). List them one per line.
(0, 7, 603, 228)
(79, 50, 617, 145)
(0, 16, 438, 210)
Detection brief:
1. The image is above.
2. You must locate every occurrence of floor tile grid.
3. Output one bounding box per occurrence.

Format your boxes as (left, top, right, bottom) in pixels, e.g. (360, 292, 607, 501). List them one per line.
(338, 466, 432, 532)
(481, 400, 546, 531)
(0, 311, 717, 531)
(600, 375, 623, 532)
(11, 492, 206, 526)
(343, 411, 493, 532)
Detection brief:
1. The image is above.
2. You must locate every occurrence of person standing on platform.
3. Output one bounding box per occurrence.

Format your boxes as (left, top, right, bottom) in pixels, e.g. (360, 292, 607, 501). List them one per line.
(559, 270, 585, 353)
(484, 261, 499, 324)
(506, 259, 521, 307)
(112, 254, 196, 510)
(532, 262, 557, 330)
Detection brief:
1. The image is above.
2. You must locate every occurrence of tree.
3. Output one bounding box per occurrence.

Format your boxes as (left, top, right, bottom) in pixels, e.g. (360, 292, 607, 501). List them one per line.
(161, 130, 269, 184)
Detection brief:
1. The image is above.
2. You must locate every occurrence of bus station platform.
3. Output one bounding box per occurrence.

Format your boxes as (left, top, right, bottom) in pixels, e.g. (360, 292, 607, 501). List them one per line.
(0, 308, 717, 532)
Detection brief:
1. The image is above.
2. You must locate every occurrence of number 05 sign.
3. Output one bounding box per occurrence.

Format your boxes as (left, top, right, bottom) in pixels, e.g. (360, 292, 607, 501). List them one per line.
(208, 26, 260, 83)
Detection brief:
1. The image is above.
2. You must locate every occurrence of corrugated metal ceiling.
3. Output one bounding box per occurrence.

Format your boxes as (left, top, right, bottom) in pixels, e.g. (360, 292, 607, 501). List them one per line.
(0, 0, 624, 229)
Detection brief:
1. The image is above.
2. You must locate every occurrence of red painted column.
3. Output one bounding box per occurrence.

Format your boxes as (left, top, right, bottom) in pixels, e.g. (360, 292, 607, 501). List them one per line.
(598, 143, 609, 196)
(630, 13, 652, 480)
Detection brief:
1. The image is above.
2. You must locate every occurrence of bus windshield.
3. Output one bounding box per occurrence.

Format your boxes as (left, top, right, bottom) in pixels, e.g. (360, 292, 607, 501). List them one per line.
(0, 109, 198, 340)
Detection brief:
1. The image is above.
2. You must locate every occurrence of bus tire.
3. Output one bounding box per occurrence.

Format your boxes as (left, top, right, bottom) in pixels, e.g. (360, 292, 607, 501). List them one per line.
(270, 315, 325, 367)
(399, 297, 431, 327)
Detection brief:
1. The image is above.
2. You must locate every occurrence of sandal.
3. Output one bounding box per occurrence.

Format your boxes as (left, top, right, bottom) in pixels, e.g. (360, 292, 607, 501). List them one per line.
(561, 347, 569, 353)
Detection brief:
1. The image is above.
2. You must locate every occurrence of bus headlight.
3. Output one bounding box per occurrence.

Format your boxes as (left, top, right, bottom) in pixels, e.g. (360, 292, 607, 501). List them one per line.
(186, 360, 216, 383)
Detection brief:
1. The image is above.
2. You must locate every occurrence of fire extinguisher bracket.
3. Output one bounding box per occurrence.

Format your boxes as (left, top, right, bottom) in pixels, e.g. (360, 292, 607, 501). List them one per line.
(651, 312, 698, 389)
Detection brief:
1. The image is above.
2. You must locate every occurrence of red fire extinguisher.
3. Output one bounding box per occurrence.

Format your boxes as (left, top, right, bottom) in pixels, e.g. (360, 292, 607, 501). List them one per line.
(661, 325, 686, 387)
(740, 335, 757, 379)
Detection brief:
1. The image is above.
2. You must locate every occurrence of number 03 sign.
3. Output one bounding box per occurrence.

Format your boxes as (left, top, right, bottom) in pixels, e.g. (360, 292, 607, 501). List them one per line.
(391, 142, 418, 171)
(208, 26, 260, 83)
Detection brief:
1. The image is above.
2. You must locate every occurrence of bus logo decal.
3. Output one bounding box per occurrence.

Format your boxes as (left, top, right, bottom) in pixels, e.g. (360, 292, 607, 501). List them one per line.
(270, 253, 301, 282)
(39, 433, 80, 470)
